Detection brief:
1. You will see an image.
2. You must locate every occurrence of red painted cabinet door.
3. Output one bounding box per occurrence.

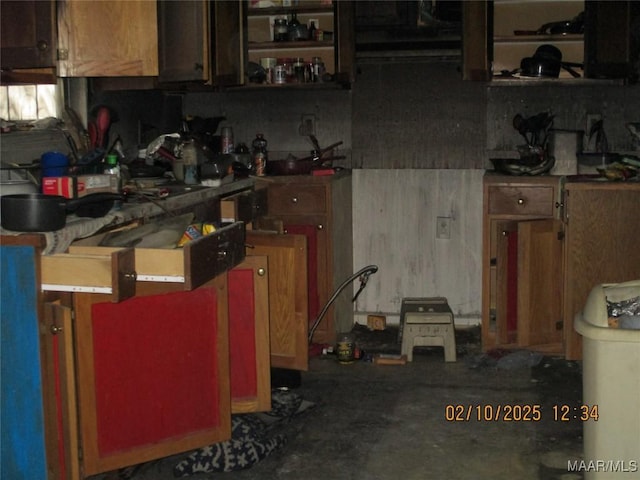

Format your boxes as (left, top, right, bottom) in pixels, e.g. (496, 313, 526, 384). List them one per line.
(73, 275, 230, 476)
(228, 256, 271, 414)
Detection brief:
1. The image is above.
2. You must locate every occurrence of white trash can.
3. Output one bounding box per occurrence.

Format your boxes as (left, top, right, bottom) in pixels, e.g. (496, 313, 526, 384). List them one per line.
(574, 280, 640, 479)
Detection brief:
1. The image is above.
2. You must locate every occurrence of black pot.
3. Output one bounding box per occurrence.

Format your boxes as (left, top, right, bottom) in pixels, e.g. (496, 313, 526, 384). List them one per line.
(520, 56, 561, 78)
(1, 193, 122, 232)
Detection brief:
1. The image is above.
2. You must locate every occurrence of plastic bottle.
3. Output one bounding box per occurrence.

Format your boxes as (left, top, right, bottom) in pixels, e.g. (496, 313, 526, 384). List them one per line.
(182, 139, 198, 185)
(251, 133, 268, 176)
(221, 126, 234, 154)
(103, 153, 122, 191)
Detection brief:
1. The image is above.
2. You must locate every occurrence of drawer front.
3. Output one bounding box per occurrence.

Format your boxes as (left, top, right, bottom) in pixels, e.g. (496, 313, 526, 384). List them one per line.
(267, 185, 326, 215)
(41, 247, 136, 302)
(68, 222, 246, 291)
(488, 185, 556, 217)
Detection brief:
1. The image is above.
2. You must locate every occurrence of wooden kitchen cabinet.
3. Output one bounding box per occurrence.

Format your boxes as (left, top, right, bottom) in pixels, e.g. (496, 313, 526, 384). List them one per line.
(463, 0, 638, 82)
(482, 174, 640, 359)
(71, 275, 231, 476)
(0, 0, 56, 70)
(246, 230, 309, 371)
(157, 0, 243, 86)
(38, 224, 246, 477)
(245, 0, 355, 86)
(482, 175, 563, 353)
(259, 171, 353, 345)
(56, 0, 158, 77)
(228, 256, 272, 413)
(561, 181, 640, 359)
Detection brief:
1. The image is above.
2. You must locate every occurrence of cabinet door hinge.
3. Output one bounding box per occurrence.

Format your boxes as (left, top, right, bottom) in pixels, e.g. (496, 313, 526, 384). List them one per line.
(57, 48, 68, 61)
(557, 230, 565, 241)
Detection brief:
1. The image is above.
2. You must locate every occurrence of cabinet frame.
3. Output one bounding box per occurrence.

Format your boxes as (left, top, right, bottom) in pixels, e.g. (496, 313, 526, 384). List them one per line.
(481, 175, 564, 354)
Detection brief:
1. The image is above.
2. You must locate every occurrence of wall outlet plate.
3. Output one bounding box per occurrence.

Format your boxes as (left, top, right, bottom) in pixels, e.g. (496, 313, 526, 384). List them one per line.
(299, 114, 316, 136)
(436, 216, 451, 239)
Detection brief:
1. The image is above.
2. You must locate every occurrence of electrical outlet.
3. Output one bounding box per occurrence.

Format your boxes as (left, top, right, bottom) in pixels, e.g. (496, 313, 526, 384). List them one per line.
(299, 114, 316, 136)
(436, 217, 451, 239)
(586, 113, 602, 135)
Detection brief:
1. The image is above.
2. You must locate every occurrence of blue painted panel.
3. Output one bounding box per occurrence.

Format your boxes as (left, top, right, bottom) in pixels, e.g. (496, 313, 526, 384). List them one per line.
(1, 245, 47, 480)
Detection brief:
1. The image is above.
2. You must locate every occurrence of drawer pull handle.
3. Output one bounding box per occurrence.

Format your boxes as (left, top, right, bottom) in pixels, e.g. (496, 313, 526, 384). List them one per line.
(317, 224, 324, 230)
(501, 230, 509, 236)
(555, 201, 564, 208)
(218, 250, 228, 260)
(124, 271, 137, 281)
(257, 268, 266, 277)
(290, 197, 298, 204)
(50, 324, 63, 335)
(517, 198, 525, 205)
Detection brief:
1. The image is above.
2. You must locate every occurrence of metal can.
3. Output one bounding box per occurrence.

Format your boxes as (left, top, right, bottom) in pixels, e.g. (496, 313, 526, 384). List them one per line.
(274, 65, 287, 84)
(253, 152, 266, 176)
(336, 333, 356, 364)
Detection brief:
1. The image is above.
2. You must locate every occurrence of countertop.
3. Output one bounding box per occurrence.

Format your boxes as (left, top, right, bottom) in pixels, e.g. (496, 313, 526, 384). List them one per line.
(1, 178, 254, 254)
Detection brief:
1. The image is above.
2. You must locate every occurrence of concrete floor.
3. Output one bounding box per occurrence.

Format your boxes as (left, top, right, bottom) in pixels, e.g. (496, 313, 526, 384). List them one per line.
(99, 327, 585, 480)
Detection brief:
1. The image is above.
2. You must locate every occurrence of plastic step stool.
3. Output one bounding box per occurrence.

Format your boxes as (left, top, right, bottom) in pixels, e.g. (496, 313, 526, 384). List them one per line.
(399, 297, 456, 362)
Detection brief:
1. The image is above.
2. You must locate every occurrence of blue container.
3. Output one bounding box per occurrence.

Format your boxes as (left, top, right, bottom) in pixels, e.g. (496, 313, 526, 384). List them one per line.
(41, 151, 69, 177)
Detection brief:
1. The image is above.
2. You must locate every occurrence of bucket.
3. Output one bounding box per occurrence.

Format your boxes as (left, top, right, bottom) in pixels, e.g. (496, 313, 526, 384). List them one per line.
(41, 151, 69, 177)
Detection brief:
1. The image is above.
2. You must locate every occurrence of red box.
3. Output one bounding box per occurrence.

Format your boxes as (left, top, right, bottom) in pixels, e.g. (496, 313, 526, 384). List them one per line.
(41, 175, 118, 198)
(41, 177, 75, 198)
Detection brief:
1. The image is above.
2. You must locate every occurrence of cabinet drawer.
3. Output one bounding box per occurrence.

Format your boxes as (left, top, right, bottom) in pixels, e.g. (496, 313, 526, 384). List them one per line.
(221, 189, 267, 223)
(70, 222, 246, 290)
(41, 247, 136, 302)
(267, 185, 327, 214)
(488, 186, 556, 217)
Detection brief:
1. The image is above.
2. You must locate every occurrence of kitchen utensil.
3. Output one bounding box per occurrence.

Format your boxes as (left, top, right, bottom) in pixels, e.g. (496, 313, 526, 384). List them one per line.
(94, 106, 111, 150)
(1, 192, 122, 232)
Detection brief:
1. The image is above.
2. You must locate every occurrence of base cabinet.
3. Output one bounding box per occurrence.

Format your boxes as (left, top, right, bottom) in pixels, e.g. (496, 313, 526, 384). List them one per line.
(260, 172, 353, 345)
(482, 175, 640, 359)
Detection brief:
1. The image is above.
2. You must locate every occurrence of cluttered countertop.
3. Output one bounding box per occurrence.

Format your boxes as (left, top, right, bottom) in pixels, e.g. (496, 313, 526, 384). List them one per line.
(2, 108, 347, 254)
(1, 178, 254, 255)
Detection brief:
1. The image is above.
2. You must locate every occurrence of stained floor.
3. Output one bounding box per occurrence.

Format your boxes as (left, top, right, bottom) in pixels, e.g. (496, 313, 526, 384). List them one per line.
(97, 325, 584, 480)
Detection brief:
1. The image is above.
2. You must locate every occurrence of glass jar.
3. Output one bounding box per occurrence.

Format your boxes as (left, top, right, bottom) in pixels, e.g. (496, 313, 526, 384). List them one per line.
(293, 58, 306, 83)
(312, 56, 325, 83)
(273, 18, 288, 42)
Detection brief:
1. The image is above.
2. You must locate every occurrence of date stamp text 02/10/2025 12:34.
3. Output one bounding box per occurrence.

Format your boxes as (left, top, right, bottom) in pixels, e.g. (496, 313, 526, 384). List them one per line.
(444, 404, 599, 423)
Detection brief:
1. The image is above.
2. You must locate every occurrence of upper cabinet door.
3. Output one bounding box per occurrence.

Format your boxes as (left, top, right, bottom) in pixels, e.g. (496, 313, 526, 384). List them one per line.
(0, 0, 57, 69)
(158, 0, 242, 85)
(57, 0, 159, 77)
(158, 0, 210, 83)
(584, 1, 639, 81)
(211, 0, 243, 86)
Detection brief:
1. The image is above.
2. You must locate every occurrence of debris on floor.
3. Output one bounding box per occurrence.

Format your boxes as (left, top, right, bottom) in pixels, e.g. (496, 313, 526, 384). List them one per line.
(372, 353, 407, 365)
